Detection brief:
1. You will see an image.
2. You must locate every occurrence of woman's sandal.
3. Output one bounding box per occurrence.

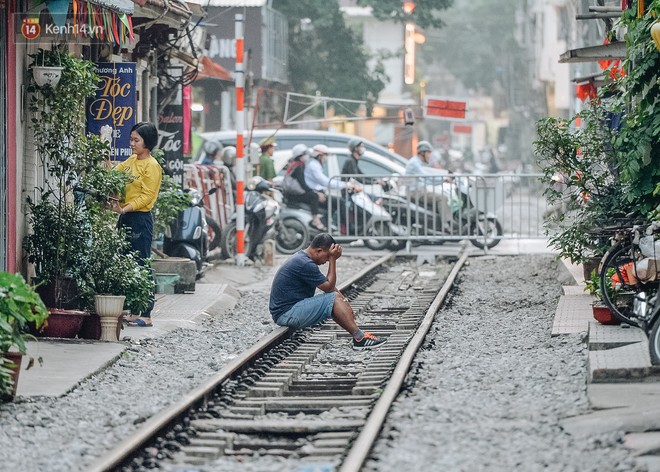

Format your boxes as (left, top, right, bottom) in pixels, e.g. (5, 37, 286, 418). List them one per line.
(128, 318, 153, 327)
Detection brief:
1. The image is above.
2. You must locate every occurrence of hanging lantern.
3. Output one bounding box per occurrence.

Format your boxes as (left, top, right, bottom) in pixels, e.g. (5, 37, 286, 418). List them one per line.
(652, 20, 660, 52)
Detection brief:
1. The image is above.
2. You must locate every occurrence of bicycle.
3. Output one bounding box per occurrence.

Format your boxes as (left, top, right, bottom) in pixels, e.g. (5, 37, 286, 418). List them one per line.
(598, 220, 660, 362)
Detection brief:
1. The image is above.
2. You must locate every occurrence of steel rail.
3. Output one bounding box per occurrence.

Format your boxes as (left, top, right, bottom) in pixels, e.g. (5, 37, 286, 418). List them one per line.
(87, 251, 395, 472)
(339, 245, 469, 472)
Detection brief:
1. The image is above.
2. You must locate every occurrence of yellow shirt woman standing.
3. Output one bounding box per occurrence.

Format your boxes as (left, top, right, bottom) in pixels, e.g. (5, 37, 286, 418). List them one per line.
(114, 122, 162, 327)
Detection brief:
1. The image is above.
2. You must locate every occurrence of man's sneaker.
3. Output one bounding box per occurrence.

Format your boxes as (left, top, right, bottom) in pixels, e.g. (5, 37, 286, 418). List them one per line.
(353, 332, 387, 350)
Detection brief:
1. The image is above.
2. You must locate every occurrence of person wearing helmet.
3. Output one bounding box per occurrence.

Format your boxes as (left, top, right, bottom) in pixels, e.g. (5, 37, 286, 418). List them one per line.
(341, 138, 367, 182)
(305, 144, 356, 198)
(404, 140, 452, 223)
(201, 140, 223, 165)
(220, 146, 237, 193)
(258, 136, 277, 182)
(283, 144, 326, 231)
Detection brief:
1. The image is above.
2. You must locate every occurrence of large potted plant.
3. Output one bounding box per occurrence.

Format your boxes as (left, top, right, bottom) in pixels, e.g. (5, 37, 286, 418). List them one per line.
(78, 212, 154, 341)
(0, 272, 49, 400)
(23, 47, 108, 309)
(535, 100, 633, 266)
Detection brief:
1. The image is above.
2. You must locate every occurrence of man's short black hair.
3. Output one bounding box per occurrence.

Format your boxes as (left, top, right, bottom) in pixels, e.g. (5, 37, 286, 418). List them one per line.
(310, 233, 335, 250)
(131, 122, 159, 151)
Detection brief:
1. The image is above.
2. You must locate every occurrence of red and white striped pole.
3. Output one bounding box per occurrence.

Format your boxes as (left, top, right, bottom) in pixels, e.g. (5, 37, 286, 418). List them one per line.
(234, 13, 246, 266)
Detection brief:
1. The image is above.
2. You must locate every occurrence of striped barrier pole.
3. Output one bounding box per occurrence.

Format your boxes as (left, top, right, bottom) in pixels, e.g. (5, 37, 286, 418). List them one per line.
(234, 13, 246, 266)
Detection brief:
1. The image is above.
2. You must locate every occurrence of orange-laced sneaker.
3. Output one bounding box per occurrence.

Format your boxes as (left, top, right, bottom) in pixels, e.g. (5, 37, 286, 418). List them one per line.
(353, 331, 387, 350)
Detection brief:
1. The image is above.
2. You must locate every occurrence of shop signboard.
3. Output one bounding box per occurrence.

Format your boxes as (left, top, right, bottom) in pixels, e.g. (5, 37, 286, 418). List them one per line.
(86, 62, 136, 161)
(424, 96, 468, 121)
(158, 67, 184, 187)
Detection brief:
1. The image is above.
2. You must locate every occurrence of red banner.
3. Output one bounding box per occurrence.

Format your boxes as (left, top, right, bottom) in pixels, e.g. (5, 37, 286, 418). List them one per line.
(424, 97, 467, 121)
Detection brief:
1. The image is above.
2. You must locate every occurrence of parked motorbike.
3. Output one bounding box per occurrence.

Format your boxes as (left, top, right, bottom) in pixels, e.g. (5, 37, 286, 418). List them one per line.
(220, 177, 280, 262)
(164, 188, 217, 279)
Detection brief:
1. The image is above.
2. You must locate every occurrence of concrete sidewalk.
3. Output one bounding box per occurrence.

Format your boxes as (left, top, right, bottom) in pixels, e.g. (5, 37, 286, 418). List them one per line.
(15, 260, 278, 398)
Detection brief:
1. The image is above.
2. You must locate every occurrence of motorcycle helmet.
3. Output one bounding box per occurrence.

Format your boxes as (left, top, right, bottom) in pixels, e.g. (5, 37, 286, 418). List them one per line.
(203, 140, 222, 156)
(248, 176, 271, 192)
(292, 143, 308, 159)
(221, 146, 236, 167)
(348, 138, 363, 154)
(417, 140, 433, 153)
(310, 144, 330, 159)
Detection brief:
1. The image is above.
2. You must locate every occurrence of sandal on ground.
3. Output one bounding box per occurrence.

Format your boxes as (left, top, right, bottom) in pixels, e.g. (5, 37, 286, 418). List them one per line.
(122, 314, 139, 323)
(128, 318, 153, 327)
(309, 221, 327, 231)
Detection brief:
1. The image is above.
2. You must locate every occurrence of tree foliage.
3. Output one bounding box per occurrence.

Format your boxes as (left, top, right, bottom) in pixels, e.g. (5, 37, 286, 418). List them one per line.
(611, 1, 660, 216)
(272, 0, 388, 109)
(420, 0, 521, 94)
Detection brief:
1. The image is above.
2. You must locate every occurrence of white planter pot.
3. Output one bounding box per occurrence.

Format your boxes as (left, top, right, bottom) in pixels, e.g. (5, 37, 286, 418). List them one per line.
(94, 295, 125, 342)
(32, 66, 64, 88)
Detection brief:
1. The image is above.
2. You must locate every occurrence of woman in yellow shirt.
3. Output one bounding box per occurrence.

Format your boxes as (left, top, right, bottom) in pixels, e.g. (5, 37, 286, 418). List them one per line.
(114, 122, 162, 327)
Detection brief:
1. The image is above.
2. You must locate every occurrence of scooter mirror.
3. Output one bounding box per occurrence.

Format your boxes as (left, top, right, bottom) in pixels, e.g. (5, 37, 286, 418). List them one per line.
(208, 187, 218, 196)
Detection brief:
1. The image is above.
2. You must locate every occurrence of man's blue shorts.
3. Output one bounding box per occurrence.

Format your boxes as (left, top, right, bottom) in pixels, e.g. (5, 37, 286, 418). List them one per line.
(275, 292, 336, 329)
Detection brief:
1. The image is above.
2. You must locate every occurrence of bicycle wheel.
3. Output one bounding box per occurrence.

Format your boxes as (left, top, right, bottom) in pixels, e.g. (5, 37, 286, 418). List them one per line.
(599, 243, 645, 327)
(649, 319, 660, 365)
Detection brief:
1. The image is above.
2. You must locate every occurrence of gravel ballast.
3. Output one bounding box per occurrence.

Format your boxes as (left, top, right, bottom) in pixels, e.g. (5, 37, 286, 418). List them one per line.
(366, 254, 639, 472)
(0, 253, 641, 471)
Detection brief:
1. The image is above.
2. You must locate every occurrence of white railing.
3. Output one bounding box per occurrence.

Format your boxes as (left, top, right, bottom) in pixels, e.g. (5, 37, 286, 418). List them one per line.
(323, 173, 548, 247)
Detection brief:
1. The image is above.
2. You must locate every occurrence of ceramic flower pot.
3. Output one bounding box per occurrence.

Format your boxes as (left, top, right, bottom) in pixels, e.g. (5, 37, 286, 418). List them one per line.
(36, 309, 86, 338)
(592, 304, 620, 325)
(94, 295, 125, 341)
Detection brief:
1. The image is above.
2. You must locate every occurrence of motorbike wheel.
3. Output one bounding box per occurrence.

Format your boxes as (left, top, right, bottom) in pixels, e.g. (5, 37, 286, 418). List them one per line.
(276, 218, 309, 255)
(364, 221, 392, 251)
(650, 320, 660, 365)
(219, 222, 252, 260)
(470, 218, 503, 249)
(598, 243, 645, 328)
(206, 217, 222, 251)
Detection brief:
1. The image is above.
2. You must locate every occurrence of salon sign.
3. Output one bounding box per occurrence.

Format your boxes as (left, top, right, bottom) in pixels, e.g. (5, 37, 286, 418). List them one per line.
(86, 62, 137, 161)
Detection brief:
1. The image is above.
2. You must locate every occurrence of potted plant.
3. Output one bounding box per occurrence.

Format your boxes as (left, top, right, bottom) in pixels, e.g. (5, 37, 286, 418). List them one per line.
(78, 212, 154, 341)
(0, 272, 48, 401)
(534, 100, 634, 266)
(23, 48, 123, 310)
(584, 268, 620, 325)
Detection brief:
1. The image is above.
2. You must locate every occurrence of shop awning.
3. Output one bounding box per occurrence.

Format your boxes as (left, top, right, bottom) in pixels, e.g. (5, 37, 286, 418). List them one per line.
(196, 55, 232, 81)
(132, 0, 192, 26)
(559, 41, 626, 63)
(88, 0, 134, 14)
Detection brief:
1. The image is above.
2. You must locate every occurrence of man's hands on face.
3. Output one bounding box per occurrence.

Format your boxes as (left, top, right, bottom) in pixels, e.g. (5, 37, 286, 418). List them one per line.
(329, 243, 343, 260)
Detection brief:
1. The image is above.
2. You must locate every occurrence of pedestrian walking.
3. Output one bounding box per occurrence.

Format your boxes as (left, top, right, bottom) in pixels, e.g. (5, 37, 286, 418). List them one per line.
(269, 233, 387, 350)
(113, 121, 162, 327)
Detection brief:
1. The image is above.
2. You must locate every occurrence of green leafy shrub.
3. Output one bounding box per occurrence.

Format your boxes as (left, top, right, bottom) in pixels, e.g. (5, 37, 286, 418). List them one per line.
(0, 273, 49, 398)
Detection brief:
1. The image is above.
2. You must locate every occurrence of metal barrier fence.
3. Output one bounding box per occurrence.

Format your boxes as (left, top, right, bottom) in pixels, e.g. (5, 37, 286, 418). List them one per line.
(324, 173, 549, 248)
(184, 163, 235, 231)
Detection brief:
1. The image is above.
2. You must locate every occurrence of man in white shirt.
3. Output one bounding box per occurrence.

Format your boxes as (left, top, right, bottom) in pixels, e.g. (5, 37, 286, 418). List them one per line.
(305, 144, 362, 199)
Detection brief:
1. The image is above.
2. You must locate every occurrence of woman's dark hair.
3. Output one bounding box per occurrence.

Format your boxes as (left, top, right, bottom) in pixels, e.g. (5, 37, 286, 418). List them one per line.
(131, 122, 159, 151)
(310, 233, 335, 250)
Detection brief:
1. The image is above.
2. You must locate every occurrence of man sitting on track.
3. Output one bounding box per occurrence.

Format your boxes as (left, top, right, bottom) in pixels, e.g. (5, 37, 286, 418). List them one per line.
(269, 233, 386, 350)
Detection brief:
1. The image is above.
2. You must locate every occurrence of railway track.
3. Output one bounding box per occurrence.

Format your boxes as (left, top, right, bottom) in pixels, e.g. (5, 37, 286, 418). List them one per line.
(88, 248, 468, 472)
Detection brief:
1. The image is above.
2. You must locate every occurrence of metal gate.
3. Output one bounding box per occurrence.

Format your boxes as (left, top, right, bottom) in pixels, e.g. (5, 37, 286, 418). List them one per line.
(324, 173, 548, 247)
